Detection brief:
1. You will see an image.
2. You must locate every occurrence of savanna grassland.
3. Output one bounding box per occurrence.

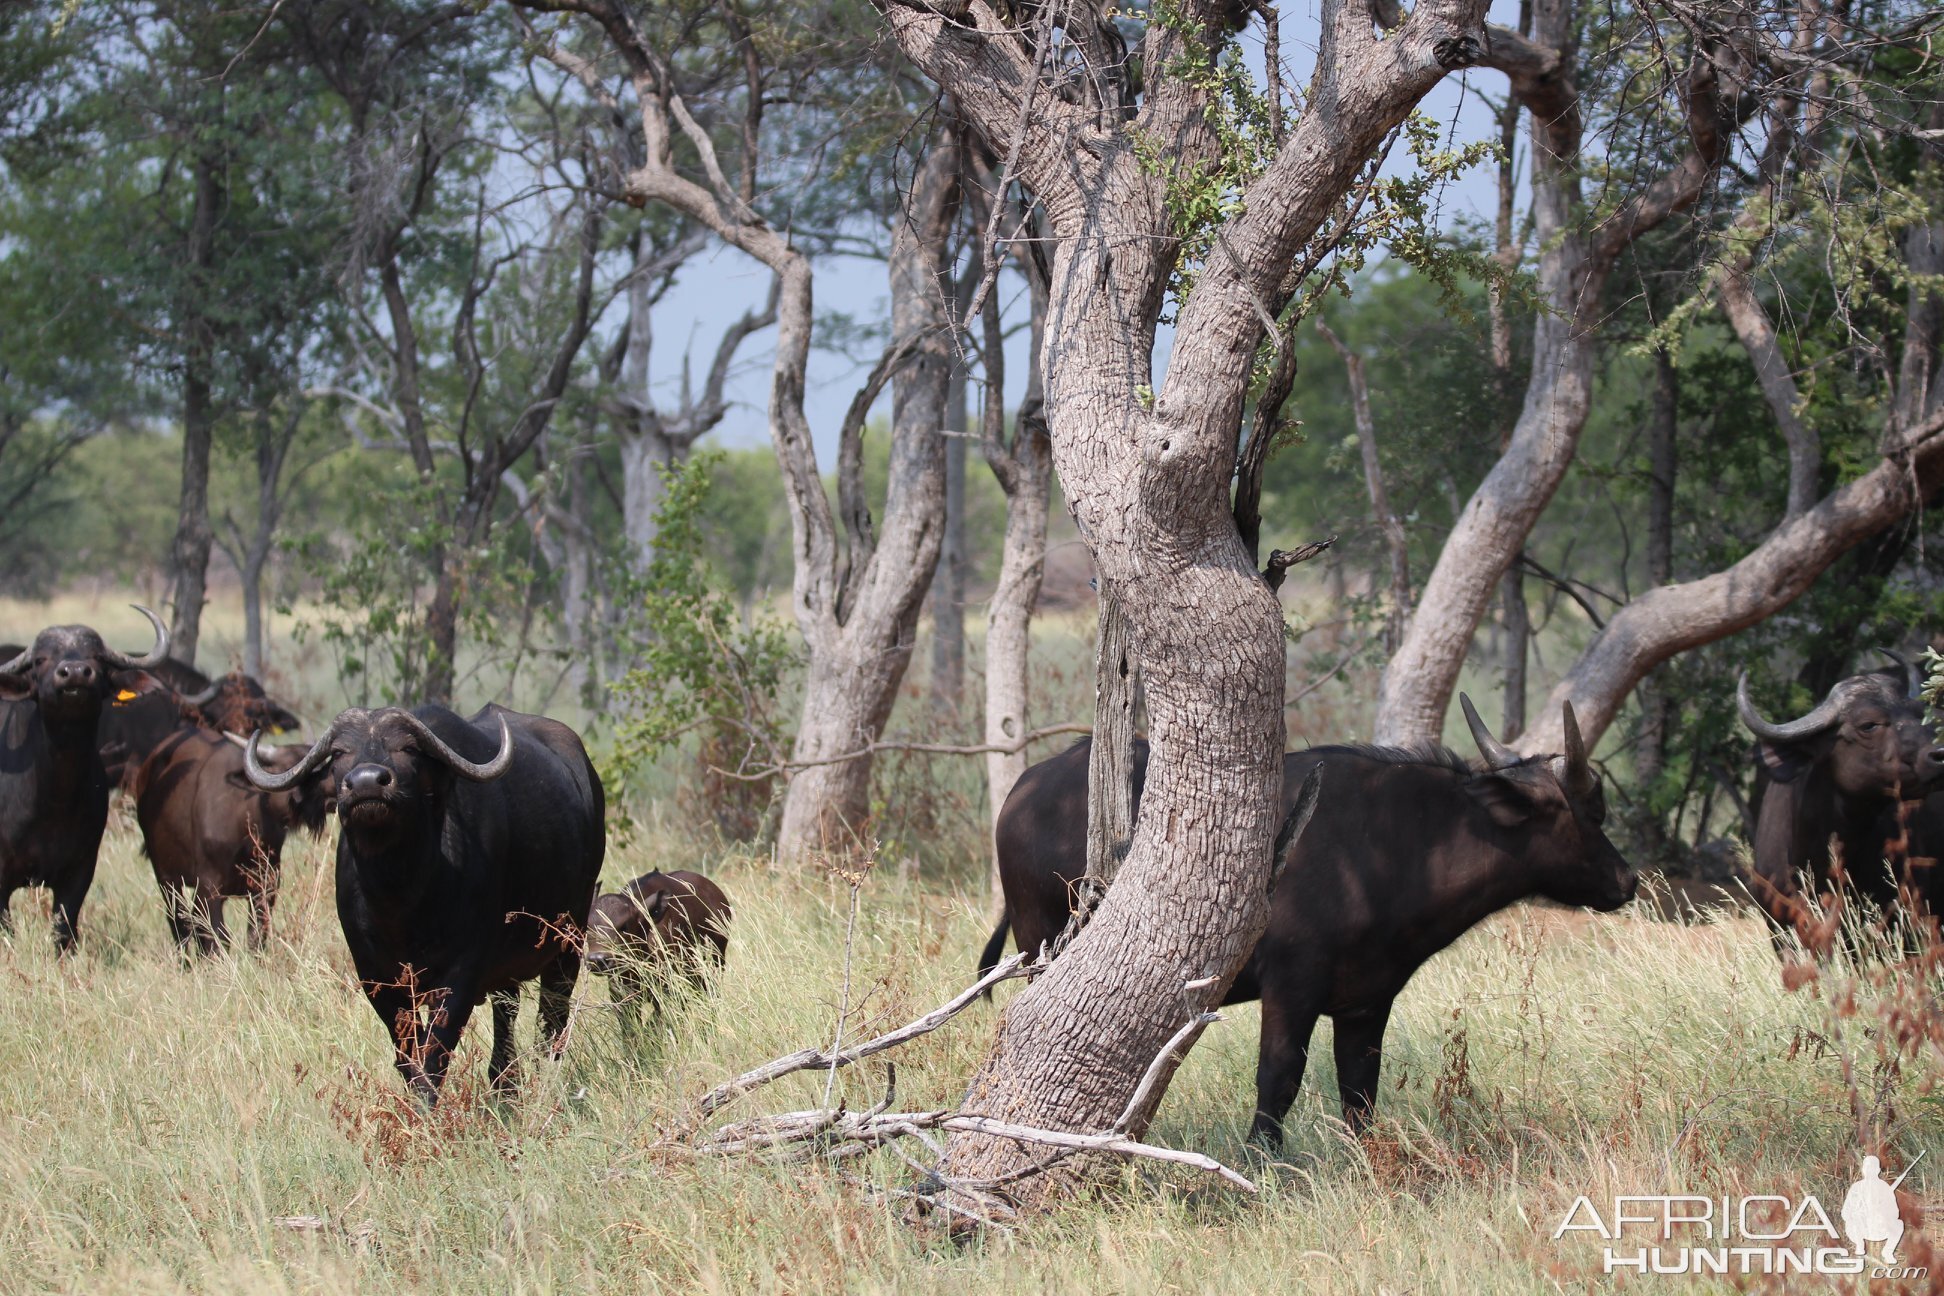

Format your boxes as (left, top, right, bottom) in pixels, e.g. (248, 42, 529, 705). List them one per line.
(1, 595, 1937, 1294)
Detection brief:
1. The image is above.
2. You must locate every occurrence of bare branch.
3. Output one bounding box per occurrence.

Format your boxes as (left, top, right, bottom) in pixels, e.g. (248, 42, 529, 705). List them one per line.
(690, 951, 1037, 1120)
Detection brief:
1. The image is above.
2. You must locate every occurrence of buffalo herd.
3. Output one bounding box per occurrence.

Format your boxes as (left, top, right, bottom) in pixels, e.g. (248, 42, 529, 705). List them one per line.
(2, 608, 1941, 1138)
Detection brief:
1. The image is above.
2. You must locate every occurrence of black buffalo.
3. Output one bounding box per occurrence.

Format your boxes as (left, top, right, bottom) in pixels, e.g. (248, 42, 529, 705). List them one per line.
(246, 703, 603, 1102)
(1739, 652, 1944, 936)
(979, 697, 1636, 1145)
(134, 729, 332, 956)
(0, 609, 171, 953)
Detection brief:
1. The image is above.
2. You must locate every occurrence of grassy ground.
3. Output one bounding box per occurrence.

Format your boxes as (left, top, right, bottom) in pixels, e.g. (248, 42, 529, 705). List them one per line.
(3, 592, 1936, 1292)
(0, 814, 1932, 1294)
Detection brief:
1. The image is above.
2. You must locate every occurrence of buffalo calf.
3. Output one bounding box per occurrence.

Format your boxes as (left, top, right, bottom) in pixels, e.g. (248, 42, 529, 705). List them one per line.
(980, 696, 1636, 1146)
(246, 703, 604, 1102)
(134, 729, 331, 957)
(584, 870, 731, 1034)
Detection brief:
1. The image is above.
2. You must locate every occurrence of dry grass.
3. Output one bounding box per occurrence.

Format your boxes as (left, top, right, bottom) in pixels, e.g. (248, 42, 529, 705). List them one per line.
(0, 809, 1930, 1294)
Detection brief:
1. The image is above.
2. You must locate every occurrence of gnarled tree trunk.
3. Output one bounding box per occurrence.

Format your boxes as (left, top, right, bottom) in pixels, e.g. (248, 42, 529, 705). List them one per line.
(885, 0, 1495, 1211)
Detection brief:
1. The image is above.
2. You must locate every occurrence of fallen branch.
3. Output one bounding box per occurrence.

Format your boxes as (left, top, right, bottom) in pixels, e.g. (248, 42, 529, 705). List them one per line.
(694, 1105, 1256, 1195)
(690, 951, 1036, 1120)
(684, 973, 1259, 1221)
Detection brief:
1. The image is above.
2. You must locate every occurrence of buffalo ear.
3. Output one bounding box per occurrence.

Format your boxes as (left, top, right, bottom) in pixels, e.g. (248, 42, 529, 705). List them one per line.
(1466, 773, 1537, 827)
(109, 669, 166, 705)
(0, 673, 31, 702)
(1755, 740, 1812, 784)
(223, 770, 256, 792)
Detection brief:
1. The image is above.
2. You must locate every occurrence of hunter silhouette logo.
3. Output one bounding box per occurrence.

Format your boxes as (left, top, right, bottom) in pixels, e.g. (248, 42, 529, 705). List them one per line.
(1552, 1149, 1927, 1278)
(1842, 1153, 1915, 1264)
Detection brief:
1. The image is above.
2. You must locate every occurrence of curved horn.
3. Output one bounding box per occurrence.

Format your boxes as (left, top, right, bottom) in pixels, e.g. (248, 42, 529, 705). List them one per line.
(181, 680, 223, 707)
(1460, 693, 1521, 770)
(244, 726, 333, 791)
(1561, 701, 1595, 797)
(1878, 647, 1923, 700)
(0, 644, 27, 677)
(397, 711, 515, 782)
(98, 604, 169, 670)
(1737, 672, 1843, 743)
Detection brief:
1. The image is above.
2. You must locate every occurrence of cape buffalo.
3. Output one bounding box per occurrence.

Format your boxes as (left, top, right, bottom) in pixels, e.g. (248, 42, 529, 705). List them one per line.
(0, 609, 171, 953)
(134, 728, 332, 957)
(100, 661, 300, 788)
(245, 703, 603, 1102)
(584, 870, 732, 1036)
(1738, 651, 1944, 938)
(978, 697, 1636, 1145)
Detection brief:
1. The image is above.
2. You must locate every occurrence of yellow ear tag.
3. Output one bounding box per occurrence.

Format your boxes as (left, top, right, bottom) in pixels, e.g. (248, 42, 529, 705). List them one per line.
(115, 689, 139, 702)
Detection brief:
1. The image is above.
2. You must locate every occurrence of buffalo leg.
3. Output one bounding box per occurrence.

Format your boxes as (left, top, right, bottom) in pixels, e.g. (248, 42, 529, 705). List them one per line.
(157, 880, 196, 958)
(610, 969, 644, 1049)
(0, 883, 15, 936)
(1332, 1000, 1394, 1134)
(371, 979, 474, 1105)
(246, 869, 278, 953)
(199, 889, 230, 956)
(488, 990, 521, 1093)
(1250, 998, 1321, 1148)
(50, 859, 96, 956)
(539, 955, 578, 1060)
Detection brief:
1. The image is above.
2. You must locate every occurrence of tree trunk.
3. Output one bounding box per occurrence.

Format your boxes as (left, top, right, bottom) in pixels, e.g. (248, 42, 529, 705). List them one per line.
(1084, 587, 1139, 889)
(980, 280, 1052, 900)
(1634, 347, 1677, 789)
(619, 427, 677, 562)
(1500, 564, 1528, 740)
(772, 144, 958, 861)
(1317, 319, 1409, 651)
(930, 359, 969, 718)
(167, 142, 225, 668)
(883, 0, 1498, 1208)
(1717, 265, 1819, 517)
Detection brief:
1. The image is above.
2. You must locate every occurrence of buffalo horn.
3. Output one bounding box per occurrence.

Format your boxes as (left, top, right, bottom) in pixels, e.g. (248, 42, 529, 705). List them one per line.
(1561, 701, 1595, 797)
(1460, 692, 1522, 770)
(1879, 647, 1923, 700)
(181, 680, 224, 707)
(1736, 672, 1842, 742)
(245, 726, 334, 791)
(0, 644, 26, 677)
(397, 711, 516, 782)
(99, 604, 170, 670)
(1270, 766, 1325, 895)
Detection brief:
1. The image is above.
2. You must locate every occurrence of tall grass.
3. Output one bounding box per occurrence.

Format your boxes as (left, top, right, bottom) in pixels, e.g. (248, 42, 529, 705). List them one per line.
(0, 809, 1928, 1294)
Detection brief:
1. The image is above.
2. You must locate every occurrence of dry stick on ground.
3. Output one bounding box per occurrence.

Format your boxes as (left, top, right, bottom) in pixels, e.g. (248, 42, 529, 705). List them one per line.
(685, 970, 1256, 1212)
(689, 951, 1037, 1121)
